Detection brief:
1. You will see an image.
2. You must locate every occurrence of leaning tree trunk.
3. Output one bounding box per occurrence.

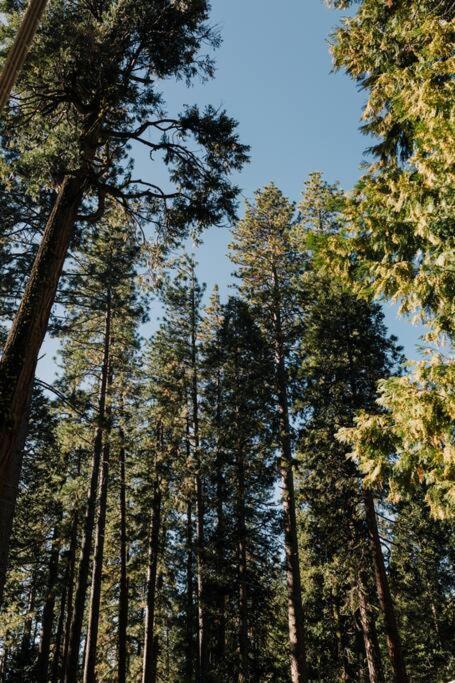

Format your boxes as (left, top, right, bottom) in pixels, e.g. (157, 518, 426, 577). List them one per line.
(0, 0, 50, 112)
(36, 522, 62, 682)
(83, 381, 113, 683)
(118, 432, 129, 683)
(0, 151, 95, 604)
(64, 296, 112, 683)
(357, 576, 384, 683)
(142, 476, 162, 683)
(363, 491, 408, 682)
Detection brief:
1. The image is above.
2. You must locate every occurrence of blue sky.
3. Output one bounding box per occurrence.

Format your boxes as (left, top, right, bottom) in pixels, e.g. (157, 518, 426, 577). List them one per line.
(38, 0, 424, 381)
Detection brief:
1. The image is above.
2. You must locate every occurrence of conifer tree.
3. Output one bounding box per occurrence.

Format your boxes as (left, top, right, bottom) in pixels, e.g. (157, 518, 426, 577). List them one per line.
(0, 0, 248, 598)
(320, 0, 455, 515)
(230, 184, 308, 683)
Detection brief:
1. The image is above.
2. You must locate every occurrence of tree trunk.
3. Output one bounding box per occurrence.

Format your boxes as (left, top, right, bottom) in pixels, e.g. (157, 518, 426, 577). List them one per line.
(0, 0, 50, 111)
(214, 440, 226, 666)
(36, 523, 61, 681)
(20, 577, 36, 669)
(50, 575, 67, 683)
(0, 171, 88, 604)
(357, 577, 384, 683)
(60, 509, 79, 681)
(83, 383, 113, 683)
(185, 499, 194, 682)
(271, 267, 307, 683)
(64, 296, 112, 683)
(190, 274, 207, 681)
(118, 433, 128, 683)
(363, 492, 408, 683)
(142, 477, 162, 683)
(236, 448, 249, 683)
(332, 594, 354, 681)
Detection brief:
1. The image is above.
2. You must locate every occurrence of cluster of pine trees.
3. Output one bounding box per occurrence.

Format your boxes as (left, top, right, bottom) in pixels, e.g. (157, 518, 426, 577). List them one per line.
(0, 0, 453, 681)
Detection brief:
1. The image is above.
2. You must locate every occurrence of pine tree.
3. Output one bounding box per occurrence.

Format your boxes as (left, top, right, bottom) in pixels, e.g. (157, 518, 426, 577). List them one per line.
(0, 0, 248, 599)
(230, 184, 308, 683)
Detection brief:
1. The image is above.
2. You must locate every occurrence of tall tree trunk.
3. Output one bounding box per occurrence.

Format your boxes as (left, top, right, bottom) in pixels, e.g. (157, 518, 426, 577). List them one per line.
(60, 509, 79, 681)
(118, 432, 128, 683)
(189, 274, 207, 681)
(236, 447, 249, 683)
(0, 155, 95, 603)
(363, 492, 408, 682)
(195, 472, 206, 682)
(332, 594, 354, 681)
(83, 380, 113, 683)
(36, 523, 61, 681)
(357, 577, 384, 683)
(214, 441, 226, 666)
(64, 295, 112, 683)
(185, 499, 194, 682)
(271, 268, 307, 683)
(51, 576, 67, 683)
(142, 477, 162, 683)
(0, 0, 50, 111)
(20, 577, 36, 669)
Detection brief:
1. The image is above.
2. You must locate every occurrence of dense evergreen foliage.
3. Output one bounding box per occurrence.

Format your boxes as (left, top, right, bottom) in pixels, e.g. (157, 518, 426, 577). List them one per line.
(0, 0, 453, 681)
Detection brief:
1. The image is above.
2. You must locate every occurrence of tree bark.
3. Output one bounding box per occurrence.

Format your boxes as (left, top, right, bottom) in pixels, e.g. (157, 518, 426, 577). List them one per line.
(60, 509, 79, 681)
(185, 499, 195, 682)
(142, 477, 162, 683)
(214, 437, 226, 666)
(0, 172, 87, 604)
(0, 0, 50, 112)
(363, 491, 408, 683)
(236, 447, 249, 683)
(83, 379, 113, 683)
(36, 523, 61, 682)
(64, 296, 112, 683)
(357, 577, 384, 683)
(189, 273, 207, 681)
(50, 574, 67, 683)
(118, 432, 128, 683)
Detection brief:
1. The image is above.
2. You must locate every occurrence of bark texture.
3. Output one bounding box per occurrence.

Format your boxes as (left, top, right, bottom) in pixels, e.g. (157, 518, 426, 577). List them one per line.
(141, 478, 162, 683)
(363, 492, 408, 683)
(0, 172, 87, 603)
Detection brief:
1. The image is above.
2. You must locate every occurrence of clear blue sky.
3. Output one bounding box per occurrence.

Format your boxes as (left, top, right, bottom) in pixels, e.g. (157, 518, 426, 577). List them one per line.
(39, 1, 424, 381)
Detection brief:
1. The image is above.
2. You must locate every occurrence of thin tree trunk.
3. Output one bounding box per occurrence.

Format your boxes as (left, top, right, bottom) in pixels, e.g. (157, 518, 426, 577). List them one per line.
(0, 0, 50, 111)
(64, 295, 112, 683)
(60, 509, 79, 681)
(20, 577, 36, 669)
(271, 267, 307, 683)
(51, 577, 67, 683)
(189, 273, 207, 681)
(142, 477, 162, 683)
(36, 523, 61, 681)
(357, 577, 384, 683)
(0, 167, 90, 604)
(185, 499, 194, 683)
(363, 492, 408, 683)
(83, 378, 113, 683)
(332, 594, 354, 681)
(214, 440, 226, 666)
(236, 447, 249, 683)
(118, 431, 128, 683)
